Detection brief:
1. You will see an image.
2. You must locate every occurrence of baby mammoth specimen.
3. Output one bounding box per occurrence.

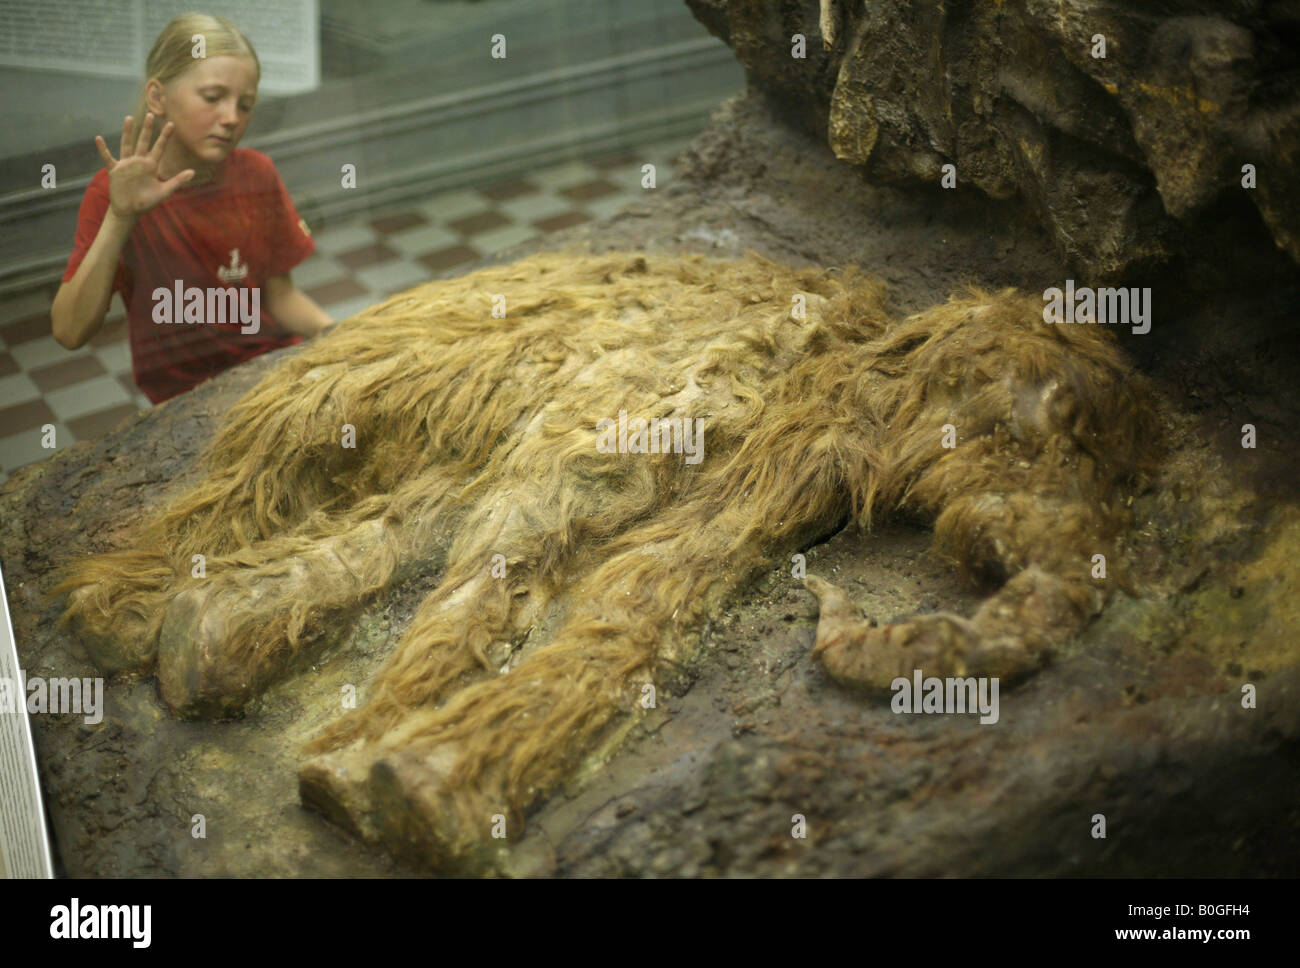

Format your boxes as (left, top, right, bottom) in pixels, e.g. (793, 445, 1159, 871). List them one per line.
(53, 246, 1158, 872)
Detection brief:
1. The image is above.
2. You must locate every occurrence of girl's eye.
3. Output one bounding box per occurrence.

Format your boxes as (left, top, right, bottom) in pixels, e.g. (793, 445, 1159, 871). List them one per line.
(203, 95, 252, 110)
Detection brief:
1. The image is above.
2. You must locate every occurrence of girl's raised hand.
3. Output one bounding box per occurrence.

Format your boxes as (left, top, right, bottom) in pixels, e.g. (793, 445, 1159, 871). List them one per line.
(96, 113, 195, 219)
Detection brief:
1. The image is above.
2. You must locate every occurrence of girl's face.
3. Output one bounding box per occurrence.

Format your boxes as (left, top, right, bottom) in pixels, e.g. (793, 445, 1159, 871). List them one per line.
(146, 55, 259, 176)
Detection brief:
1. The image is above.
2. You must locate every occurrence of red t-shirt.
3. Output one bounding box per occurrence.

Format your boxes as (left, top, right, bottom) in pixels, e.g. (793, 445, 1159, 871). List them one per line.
(62, 148, 316, 403)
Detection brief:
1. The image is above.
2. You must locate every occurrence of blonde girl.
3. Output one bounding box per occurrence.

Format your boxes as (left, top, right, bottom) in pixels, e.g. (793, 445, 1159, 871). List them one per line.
(52, 12, 333, 403)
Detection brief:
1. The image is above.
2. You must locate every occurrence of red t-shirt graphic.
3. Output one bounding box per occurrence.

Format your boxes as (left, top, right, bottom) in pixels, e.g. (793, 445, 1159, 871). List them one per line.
(62, 148, 316, 404)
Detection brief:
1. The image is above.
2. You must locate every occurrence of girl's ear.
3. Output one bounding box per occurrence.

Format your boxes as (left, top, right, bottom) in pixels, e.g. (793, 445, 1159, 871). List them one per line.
(144, 77, 165, 117)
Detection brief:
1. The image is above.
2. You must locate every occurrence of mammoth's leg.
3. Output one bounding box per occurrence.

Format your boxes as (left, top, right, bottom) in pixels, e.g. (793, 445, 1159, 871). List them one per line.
(299, 430, 848, 872)
(52, 351, 437, 675)
(152, 464, 473, 718)
(298, 345, 721, 756)
(296, 449, 679, 845)
(51, 548, 174, 676)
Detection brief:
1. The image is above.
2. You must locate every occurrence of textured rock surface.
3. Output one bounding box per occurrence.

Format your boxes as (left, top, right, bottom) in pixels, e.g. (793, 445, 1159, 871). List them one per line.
(686, 0, 1300, 281)
(2, 90, 1298, 875)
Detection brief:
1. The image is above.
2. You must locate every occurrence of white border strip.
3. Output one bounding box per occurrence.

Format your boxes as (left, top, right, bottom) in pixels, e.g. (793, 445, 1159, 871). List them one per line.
(0, 557, 55, 878)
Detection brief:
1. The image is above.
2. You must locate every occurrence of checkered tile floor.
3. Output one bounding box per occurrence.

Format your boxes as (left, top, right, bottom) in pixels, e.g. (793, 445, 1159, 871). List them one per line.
(0, 139, 692, 486)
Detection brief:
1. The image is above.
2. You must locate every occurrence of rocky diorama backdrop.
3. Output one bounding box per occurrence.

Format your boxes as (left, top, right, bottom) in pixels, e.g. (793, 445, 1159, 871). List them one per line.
(3, 1, 1299, 875)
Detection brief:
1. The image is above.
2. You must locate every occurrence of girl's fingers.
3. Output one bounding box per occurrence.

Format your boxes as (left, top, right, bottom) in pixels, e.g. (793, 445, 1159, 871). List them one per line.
(94, 135, 117, 169)
(133, 112, 155, 157)
(149, 121, 173, 159)
(160, 169, 196, 197)
(119, 116, 132, 160)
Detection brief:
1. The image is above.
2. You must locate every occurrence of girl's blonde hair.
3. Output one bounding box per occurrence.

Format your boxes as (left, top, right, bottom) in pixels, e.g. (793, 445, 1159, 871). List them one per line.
(132, 13, 260, 129)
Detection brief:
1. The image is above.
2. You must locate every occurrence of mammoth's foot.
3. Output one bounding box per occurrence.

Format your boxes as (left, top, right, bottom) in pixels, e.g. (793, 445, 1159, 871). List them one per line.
(156, 581, 274, 718)
(298, 745, 382, 842)
(64, 583, 165, 676)
(57, 550, 176, 676)
(300, 740, 506, 875)
(803, 574, 1042, 690)
(156, 517, 401, 718)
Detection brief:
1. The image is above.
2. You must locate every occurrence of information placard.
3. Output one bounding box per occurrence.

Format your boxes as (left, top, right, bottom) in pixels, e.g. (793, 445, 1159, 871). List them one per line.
(0, 557, 54, 879)
(0, 0, 319, 95)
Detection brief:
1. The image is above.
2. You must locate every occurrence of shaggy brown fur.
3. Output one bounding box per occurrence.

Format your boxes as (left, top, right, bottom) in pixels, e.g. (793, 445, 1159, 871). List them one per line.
(52, 247, 1158, 872)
